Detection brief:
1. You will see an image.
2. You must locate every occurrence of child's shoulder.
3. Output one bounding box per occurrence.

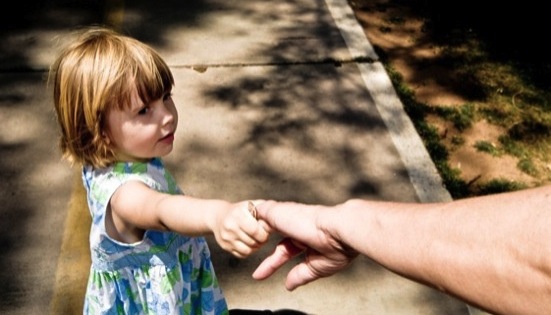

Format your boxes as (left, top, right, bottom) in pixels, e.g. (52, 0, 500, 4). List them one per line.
(83, 158, 179, 195)
(84, 158, 165, 175)
(83, 159, 163, 187)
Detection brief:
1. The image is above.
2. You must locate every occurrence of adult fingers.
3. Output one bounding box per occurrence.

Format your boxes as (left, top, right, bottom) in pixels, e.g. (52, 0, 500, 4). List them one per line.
(252, 238, 304, 280)
(284, 261, 320, 291)
(256, 201, 316, 237)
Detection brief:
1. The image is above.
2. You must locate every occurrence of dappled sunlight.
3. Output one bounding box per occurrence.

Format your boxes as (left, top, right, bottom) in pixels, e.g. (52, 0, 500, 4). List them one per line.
(0, 73, 73, 313)
(165, 64, 416, 206)
(1, 0, 465, 314)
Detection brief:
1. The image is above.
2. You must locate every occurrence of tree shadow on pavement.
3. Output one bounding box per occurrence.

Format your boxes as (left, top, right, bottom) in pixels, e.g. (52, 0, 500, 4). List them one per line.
(0, 0, 463, 314)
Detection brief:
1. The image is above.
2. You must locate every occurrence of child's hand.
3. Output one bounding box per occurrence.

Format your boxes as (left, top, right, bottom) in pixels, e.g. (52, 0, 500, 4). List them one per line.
(213, 200, 270, 258)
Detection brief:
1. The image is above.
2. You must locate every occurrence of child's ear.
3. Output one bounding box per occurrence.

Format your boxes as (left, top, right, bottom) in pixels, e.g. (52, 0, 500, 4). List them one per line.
(102, 132, 111, 145)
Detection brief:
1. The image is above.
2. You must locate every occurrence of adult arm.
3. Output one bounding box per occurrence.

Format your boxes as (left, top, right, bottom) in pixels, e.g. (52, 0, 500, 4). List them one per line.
(253, 185, 551, 315)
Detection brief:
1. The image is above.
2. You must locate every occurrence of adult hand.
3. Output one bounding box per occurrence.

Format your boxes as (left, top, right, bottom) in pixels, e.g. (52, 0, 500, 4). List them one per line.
(252, 201, 359, 290)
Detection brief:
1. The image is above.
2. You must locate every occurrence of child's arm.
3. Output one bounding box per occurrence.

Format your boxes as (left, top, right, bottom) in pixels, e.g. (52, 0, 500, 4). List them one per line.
(107, 180, 269, 258)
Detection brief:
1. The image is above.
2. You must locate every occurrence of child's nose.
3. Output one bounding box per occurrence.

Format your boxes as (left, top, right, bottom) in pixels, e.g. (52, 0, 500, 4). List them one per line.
(161, 106, 174, 125)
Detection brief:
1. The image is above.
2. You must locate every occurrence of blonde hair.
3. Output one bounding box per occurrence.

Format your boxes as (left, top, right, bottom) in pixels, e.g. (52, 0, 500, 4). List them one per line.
(49, 27, 174, 168)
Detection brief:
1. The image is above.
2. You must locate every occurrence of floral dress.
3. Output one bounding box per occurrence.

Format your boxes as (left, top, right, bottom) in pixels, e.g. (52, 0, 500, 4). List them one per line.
(82, 158, 228, 315)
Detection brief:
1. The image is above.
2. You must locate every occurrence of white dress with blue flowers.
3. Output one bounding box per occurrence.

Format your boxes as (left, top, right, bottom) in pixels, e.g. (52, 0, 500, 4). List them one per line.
(82, 158, 228, 315)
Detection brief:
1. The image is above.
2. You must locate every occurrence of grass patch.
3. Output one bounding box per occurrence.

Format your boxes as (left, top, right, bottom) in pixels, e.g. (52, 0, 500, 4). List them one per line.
(372, 0, 551, 198)
(498, 135, 527, 158)
(385, 65, 470, 199)
(517, 158, 538, 176)
(474, 141, 501, 156)
(475, 179, 528, 196)
(434, 103, 476, 131)
(450, 135, 464, 146)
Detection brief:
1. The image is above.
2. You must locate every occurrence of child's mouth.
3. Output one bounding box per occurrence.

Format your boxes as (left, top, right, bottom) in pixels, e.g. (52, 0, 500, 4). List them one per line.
(160, 133, 174, 143)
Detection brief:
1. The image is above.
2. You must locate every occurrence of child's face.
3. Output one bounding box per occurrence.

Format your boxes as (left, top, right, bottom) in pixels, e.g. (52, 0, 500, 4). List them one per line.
(106, 88, 178, 162)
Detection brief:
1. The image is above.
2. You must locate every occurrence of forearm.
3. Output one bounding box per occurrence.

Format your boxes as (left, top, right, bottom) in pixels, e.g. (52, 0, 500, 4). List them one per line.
(111, 181, 266, 258)
(334, 186, 551, 315)
(154, 195, 230, 236)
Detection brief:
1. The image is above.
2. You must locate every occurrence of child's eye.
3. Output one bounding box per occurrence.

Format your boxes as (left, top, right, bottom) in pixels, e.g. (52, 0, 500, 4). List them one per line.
(138, 106, 150, 115)
(163, 92, 173, 101)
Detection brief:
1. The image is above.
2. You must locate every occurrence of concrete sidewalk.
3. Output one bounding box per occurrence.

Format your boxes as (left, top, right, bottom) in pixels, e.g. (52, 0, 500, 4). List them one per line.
(1, 0, 479, 314)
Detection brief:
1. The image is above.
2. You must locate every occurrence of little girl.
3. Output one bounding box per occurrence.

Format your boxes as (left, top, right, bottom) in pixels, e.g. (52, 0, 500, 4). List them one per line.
(50, 27, 269, 314)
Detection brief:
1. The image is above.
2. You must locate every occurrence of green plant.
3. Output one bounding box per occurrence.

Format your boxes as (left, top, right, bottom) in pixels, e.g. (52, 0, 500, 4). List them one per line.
(433, 103, 475, 131)
(450, 135, 464, 146)
(475, 179, 527, 196)
(474, 141, 501, 156)
(385, 64, 470, 199)
(517, 158, 538, 176)
(498, 135, 531, 161)
(369, 0, 551, 198)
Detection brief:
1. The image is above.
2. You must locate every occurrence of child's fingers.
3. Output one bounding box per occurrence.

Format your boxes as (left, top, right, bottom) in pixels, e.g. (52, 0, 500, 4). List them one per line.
(240, 226, 270, 249)
(247, 201, 258, 220)
(250, 218, 270, 244)
(224, 223, 267, 248)
(249, 200, 273, 235)
(243, 201, 271, 243)
(229, 238, 266, 258)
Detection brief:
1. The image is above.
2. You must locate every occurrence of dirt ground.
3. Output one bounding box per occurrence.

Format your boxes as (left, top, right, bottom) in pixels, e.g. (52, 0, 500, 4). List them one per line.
(348, 0, 540, 190)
